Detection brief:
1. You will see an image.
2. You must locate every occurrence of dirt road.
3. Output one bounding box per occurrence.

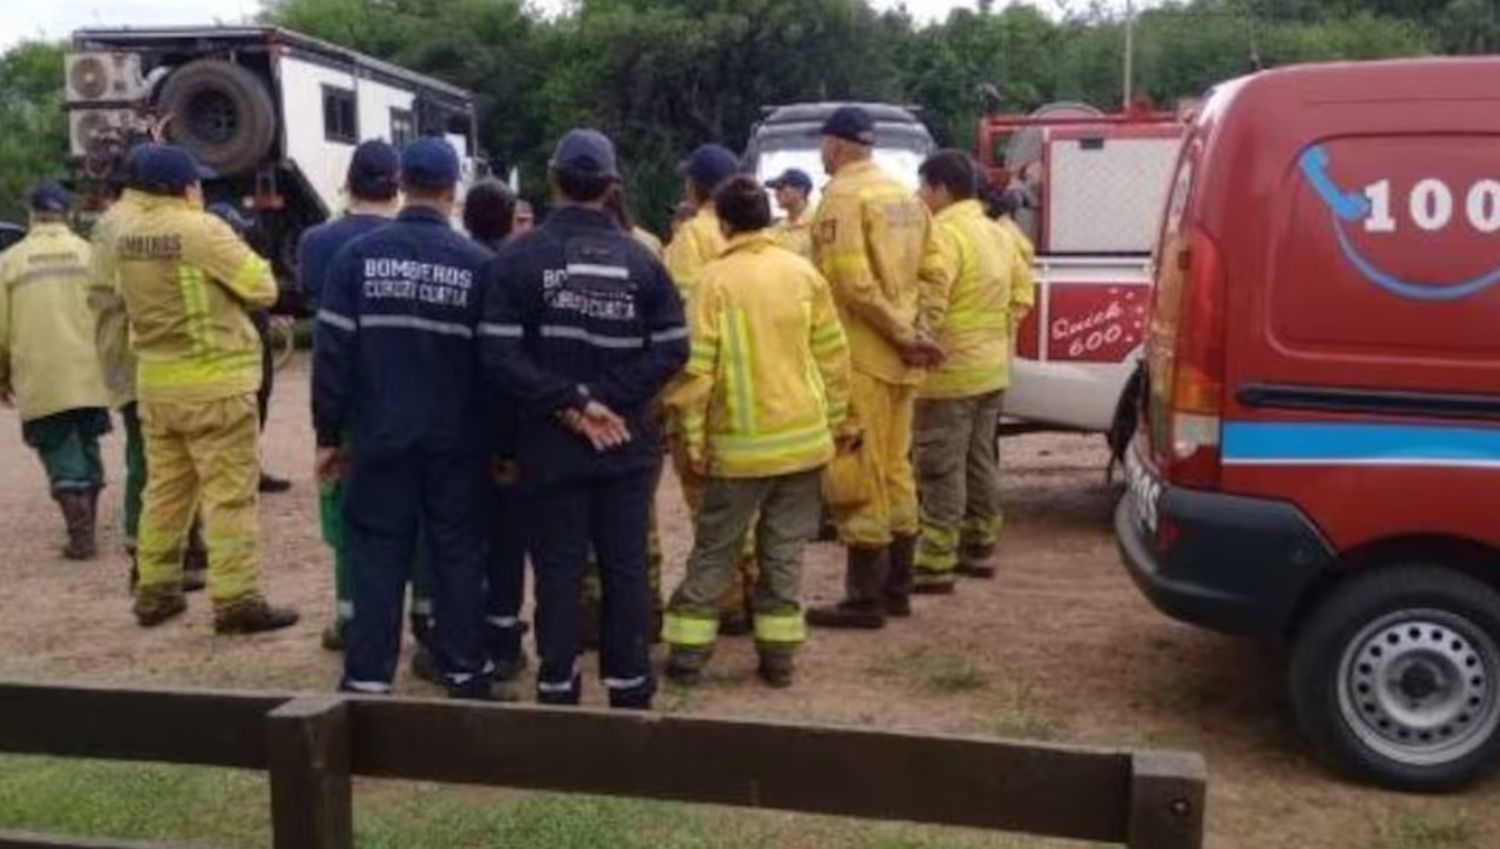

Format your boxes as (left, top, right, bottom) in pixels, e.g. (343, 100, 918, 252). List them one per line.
(0, 357, 1494, 848)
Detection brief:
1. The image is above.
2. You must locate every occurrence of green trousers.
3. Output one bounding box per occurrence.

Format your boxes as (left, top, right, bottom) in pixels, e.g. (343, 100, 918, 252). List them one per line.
(120, 403, 147, 546)
(22, 408, 110, 495)
(912, 391, 1006, 586)
(320, 478, 433, 640)
(663, 470, 820, 653)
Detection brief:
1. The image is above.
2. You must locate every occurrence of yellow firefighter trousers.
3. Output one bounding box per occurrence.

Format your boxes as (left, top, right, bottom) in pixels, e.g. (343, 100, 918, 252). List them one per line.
(669, 433, 757, 621)
(837, 371, 919, 548)
(136, 395, 261, 605)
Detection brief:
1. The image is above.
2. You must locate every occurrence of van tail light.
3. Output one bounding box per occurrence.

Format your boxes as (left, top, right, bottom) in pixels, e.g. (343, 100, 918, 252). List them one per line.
(1166, 227, 1226, 488)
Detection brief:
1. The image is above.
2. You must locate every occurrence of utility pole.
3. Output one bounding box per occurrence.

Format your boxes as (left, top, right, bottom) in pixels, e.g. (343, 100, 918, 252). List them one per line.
(1123, 0, 1136, 108)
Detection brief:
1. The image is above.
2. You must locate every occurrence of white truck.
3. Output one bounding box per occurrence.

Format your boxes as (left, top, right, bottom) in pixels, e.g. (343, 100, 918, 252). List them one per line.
(64, 26, 484, 309)
(977, 104, 1186, 461)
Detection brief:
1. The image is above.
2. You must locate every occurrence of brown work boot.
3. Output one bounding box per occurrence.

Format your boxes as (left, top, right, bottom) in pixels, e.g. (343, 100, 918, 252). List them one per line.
(57, 492, 97, 561)
(807, 546, 889, 630)
(214, 595, 300, 635)
(133, 587, 188, 628)
(886, 533, 917, 611)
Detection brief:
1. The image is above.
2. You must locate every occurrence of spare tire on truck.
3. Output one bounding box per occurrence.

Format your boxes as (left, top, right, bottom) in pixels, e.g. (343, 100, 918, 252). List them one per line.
(158, 59, 276, 176)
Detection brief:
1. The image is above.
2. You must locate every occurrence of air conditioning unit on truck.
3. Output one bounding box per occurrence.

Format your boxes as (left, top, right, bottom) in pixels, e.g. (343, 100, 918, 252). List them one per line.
(65, 26, 484, 311)
(976, 102, 1186, 459)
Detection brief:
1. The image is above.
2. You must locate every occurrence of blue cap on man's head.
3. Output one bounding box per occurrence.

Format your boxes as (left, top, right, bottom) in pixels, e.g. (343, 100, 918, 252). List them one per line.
(818, 105, 876, 146)
(348, 139, 400, 199)
(678, 144, 740, 191)
(767, 168, 813, 193)
(137, 145, 216, 195)
(550, 129, 621, 180)
(122, 143, 159, 186)
(28, 181, 72, 214)
(401, 137, 461, 189)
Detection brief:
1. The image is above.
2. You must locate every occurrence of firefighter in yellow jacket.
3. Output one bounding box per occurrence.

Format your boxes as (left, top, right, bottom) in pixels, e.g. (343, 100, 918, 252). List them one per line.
(806, 106, 947, 630)
(664, 176, 852, 687)
(0, 182, 112, 560)
(115, 145, 298, 633)
(912, 151, 1036, 593)
(767, 168, 815, 260)
(663, 143, 760, 633)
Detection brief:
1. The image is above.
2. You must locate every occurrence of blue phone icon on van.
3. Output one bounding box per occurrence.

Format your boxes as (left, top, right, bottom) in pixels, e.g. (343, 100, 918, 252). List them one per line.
(1299, 146, 1370, 222)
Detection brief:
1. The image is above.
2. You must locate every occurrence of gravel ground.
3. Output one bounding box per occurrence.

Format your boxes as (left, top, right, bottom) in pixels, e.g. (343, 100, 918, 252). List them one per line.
(0, 355, 1495, 848)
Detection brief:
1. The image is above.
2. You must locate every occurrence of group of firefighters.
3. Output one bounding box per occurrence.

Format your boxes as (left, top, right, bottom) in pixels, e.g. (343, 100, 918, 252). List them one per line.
(0, 104, 1034, 708)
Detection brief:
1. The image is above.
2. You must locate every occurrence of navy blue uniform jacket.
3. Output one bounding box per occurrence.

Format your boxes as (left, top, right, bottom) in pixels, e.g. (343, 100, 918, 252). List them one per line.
(479, 206, 688, 484)
(313, 207, 495, 456)
(296, 213, 389, 308)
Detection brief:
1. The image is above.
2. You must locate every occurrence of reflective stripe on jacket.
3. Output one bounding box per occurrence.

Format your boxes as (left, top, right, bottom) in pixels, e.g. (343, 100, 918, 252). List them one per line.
(811, 159, 947, 386)
(668, 232, 852, 479)
(918, 200, 1036, 400)
(0, 222, 110, 421)
(116, 195, 275, 404)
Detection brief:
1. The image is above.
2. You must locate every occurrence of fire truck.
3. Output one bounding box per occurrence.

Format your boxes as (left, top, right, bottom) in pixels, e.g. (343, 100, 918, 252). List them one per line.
(976, 101, 1187, 460)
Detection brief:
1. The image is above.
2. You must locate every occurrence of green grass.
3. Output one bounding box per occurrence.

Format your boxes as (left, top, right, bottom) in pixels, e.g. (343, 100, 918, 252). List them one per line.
(0, 756, 1070, 849)
(1373, 813, 1475, 849)
(865, 647, 990, 695)
(982, 683, 1067, 742)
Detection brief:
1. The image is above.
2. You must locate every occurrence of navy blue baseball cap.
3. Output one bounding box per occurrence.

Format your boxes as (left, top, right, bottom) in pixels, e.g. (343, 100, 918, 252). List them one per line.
(678, 144, 740, 191)
(137, 145, 216, 194)
(767, 168, 813, 192)
(401, 137, 461, 189)
(347, 140, 400, 199)
(122, 143, 159, 187)
(28, 180, 72, 214)
(550, 129, 621, 180)
(818, 106, 876, 146)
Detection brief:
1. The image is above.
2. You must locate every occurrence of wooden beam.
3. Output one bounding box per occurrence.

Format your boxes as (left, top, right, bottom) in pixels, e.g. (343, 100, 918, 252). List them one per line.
(267, 696, 353, 849)
(0, 681, 285, 768)
(0, 830, 190, 849)
(349, 700, 1135, 842)
(1126, 750, 1207, 849)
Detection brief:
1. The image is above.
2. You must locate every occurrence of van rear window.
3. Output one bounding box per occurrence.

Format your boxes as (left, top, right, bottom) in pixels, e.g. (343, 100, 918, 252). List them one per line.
(1270, 135, 1500, 372)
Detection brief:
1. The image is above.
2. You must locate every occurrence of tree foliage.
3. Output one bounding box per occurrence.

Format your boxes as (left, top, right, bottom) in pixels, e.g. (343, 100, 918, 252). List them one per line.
(0, 0, 1485, 228)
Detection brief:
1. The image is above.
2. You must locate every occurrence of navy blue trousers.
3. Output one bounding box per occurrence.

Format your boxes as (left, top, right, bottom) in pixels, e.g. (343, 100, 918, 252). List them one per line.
(528, 469, 656, 709)
(342, 448, 488, 693)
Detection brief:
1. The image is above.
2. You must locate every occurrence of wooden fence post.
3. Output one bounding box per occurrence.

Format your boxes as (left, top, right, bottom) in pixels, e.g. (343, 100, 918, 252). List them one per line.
(1125, 750, 1206, 849)
(267, 695, 353, 849)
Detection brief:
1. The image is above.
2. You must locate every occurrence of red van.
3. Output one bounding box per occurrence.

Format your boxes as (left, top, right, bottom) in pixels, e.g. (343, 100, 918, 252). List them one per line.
(1117, 58, 1500, 791)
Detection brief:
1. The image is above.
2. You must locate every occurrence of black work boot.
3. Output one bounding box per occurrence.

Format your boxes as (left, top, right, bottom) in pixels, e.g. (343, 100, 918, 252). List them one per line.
(666, 647, 711, 686)
(133, 586, 188, 628)
(957, 542, 997, 578)
(886, 533, 918, 613)
(807, 547, 889, 629)
(214, 595, 300, 635)
(757, 648, 796, 689)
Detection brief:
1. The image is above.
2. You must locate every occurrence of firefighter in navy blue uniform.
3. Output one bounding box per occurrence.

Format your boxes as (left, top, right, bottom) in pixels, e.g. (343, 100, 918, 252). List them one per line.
(312, 138, 494, 700)
(480, 129, 688, 709)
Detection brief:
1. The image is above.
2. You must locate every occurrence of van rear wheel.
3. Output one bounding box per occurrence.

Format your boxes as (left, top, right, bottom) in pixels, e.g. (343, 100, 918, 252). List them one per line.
(1290, 565, 1500, 791)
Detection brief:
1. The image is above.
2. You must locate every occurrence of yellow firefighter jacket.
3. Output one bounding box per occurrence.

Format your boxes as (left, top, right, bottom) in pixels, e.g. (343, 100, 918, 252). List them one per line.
(663, 206, 727, 304)
(115, 195, 276, 404)
(0, 222, 110, 421)
(669, 232, 852, 479)
(998, 215, 1036, 266)
(771, 214, 814, 261)
(811, 159, 947, 386)
(918, 200, 1036, 400)
(88, 188, 147, 408)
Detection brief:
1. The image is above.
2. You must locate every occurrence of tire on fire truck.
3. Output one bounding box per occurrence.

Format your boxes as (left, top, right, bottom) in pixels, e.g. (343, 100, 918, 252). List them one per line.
(158, 59, 276, 177)
(1290, 563, 1500, 792)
